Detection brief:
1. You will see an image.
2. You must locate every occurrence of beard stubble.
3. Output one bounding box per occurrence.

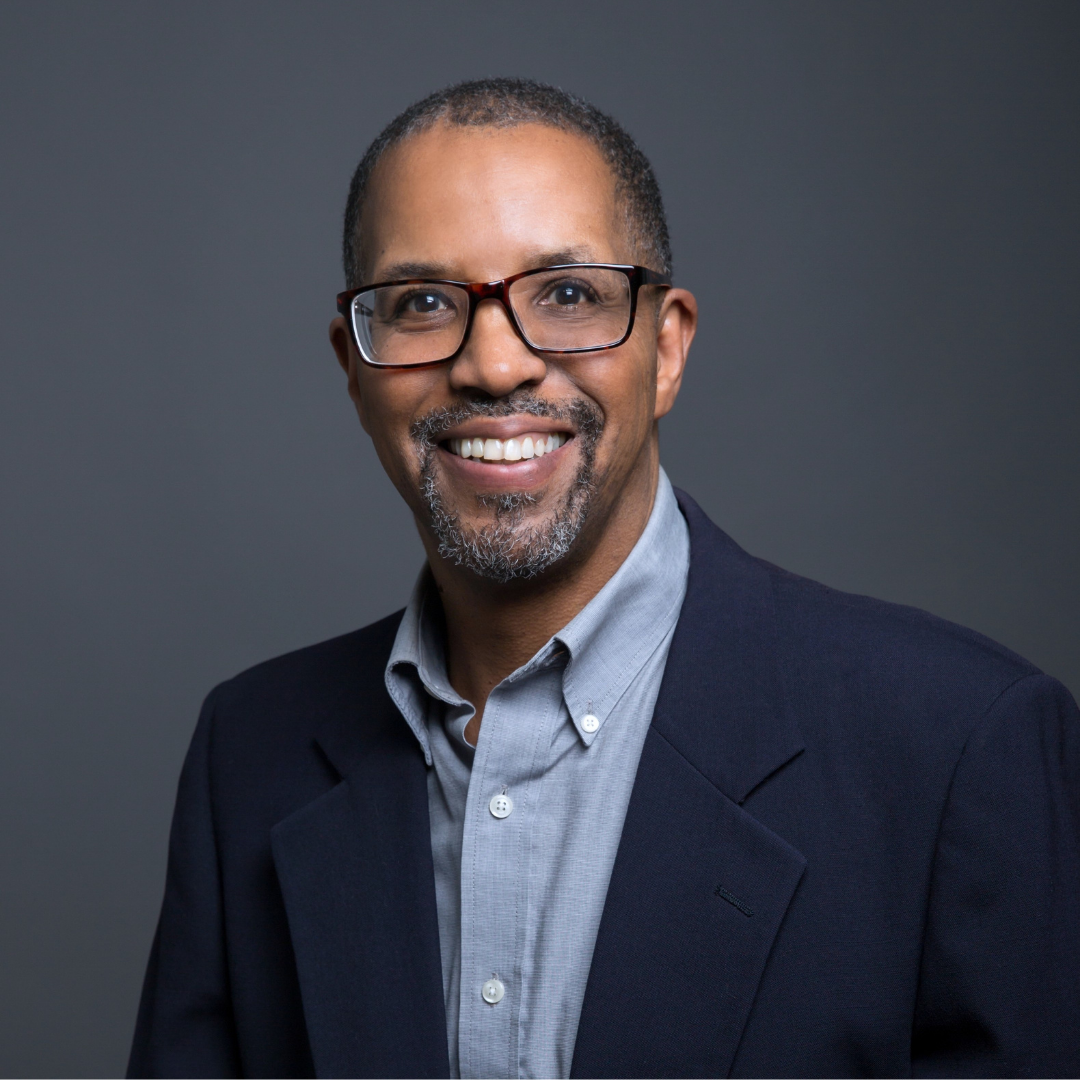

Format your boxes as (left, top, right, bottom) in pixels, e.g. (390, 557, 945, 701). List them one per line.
(411, 391, 604, 583)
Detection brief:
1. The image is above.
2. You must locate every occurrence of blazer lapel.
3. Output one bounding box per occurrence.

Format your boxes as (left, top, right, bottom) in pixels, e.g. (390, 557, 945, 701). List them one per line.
(271, 636, 449, 1079)
(572, 492, 807, 1079)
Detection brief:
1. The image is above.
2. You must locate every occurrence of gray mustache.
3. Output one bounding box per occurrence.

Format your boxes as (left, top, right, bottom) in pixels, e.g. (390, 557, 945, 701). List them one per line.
(410, 392, 603, 447)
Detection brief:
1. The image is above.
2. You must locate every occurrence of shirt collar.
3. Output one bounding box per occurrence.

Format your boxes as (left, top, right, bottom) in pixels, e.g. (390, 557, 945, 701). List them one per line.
(553, 468, 689, 745)
(385, 467, 690, 754)
(385, 568, 460, 765)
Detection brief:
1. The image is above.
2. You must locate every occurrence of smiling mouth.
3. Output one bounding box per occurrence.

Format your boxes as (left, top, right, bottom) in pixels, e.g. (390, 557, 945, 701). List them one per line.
(444, 432, 570, 462)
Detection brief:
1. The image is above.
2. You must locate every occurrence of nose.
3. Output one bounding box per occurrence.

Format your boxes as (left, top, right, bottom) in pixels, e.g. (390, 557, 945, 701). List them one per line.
(448, 297, 548, 398)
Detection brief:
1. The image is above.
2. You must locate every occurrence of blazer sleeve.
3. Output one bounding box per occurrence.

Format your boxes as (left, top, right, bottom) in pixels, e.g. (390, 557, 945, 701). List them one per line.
(912, 673, 1080, 1077)
(128, 688, 242, 1078)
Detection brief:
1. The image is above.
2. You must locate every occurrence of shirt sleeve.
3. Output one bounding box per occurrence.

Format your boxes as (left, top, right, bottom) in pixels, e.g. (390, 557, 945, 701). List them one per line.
(127, 688, 242, 1078)
(912, 672, 1080, 1077)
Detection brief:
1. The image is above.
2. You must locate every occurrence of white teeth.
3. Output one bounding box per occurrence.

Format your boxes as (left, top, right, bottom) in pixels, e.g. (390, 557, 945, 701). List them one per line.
(450, 432, 569, 460)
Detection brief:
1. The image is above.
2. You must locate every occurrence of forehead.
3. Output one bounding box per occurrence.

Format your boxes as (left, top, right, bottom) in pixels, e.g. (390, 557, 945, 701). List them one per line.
(358, 122, 627, 281)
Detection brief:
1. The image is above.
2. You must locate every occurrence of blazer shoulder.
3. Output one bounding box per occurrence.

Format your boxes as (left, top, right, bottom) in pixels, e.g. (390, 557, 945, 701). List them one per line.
(212, 610, 403, 709)
(197, 610, 406, 767)
(173, 610, 411, 830)
(674, 488, 1043, 743)
(758, 555, 1042, 724)
(766, 555, 1035, 668)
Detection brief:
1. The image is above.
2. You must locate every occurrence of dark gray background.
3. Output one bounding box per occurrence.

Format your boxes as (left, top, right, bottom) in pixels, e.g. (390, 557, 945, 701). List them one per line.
(1, 1, 1077, 1075)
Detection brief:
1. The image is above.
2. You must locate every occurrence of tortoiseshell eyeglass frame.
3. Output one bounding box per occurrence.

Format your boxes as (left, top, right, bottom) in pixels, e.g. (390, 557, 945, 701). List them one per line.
(335, 263, 672, 369)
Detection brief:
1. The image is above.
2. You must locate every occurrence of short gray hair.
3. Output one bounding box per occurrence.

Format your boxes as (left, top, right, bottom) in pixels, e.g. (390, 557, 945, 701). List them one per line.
(342, 77, 672, 287)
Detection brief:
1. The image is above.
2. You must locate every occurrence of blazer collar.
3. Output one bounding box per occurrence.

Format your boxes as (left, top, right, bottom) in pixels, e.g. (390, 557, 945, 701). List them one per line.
(658, 488, 804, 803)
(571, 490, 807, 1078)
(271, 612, 451, 1079)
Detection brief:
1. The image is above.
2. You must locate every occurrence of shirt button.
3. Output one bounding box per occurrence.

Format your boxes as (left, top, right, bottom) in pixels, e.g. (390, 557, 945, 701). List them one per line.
(581, 714, 600, 733)
(482, 977, 505, 1004)
(489, 791, 514, 819)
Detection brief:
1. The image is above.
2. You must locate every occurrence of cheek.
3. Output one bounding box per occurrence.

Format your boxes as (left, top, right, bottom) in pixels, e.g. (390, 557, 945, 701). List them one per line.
(355, 379, 427, 482)
(588, 352, 657, 445)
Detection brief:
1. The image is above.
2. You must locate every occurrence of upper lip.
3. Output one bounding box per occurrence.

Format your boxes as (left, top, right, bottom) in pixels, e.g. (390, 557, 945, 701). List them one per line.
(439, 417, 573, 442)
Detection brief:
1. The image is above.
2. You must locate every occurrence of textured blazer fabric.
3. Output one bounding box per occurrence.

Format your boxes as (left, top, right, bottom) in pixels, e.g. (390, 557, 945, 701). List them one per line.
(128, 491, 1080, 1079)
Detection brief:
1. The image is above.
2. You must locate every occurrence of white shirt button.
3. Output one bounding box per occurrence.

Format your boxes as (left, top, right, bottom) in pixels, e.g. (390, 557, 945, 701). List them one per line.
(489, 791, 513, 819)
(482, 977, 505, 1004)
(581, 713, 600, 733)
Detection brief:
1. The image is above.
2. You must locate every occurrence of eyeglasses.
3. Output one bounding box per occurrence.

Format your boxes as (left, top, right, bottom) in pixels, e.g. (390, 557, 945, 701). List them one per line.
(336, 263, 671, 369)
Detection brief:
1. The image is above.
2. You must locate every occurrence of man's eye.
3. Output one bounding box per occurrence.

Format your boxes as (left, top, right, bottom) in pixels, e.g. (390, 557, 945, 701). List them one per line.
(404, 292, 445, 314)
(550, 284, 590, 306)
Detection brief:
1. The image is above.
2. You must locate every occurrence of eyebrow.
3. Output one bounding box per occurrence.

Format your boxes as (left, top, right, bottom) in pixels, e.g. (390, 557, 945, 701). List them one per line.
(371, 248, 601, 285)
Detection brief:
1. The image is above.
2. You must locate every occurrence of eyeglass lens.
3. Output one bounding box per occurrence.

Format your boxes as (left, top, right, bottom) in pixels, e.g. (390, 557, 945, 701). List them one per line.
(351, 267, 633, 366)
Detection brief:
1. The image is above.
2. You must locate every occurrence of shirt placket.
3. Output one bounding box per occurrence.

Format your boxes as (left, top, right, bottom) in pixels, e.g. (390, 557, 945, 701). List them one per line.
(457, 666, 562, 1079)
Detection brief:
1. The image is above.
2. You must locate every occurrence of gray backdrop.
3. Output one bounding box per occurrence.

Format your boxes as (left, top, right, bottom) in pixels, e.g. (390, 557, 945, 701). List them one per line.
(1, 2, 1077, 1075)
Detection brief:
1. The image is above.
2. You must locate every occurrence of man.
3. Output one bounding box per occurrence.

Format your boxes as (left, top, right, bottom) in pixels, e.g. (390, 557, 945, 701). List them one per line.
(129, 79, 1080, 1079)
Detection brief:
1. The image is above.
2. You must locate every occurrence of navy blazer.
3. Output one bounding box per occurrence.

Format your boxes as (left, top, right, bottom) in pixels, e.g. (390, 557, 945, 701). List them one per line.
(129, 492, 1080, 1078)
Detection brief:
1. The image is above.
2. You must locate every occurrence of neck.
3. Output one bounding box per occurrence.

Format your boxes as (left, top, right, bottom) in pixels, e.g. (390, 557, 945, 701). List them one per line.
(423, 446, 660, 740)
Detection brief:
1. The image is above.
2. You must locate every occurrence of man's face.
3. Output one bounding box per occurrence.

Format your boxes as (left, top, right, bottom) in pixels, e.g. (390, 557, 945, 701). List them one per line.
(331, 122, 693, 583)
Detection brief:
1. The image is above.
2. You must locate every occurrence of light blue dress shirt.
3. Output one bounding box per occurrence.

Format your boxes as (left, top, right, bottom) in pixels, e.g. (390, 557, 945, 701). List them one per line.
(385, 468, 690, 1079)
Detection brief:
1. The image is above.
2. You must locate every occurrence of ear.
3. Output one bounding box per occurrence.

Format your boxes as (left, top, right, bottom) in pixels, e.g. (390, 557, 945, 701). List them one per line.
(653, 287, 697, 420)
(329, 316, 366, 420)
(329, 316, 352, 375)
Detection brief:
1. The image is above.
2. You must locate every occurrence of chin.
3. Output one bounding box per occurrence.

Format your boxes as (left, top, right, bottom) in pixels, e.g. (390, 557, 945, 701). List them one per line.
(421, 463, 595, 585)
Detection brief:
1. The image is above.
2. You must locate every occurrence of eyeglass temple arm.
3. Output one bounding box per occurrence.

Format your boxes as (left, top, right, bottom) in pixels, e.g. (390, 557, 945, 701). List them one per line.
(640, 268, 672, 287)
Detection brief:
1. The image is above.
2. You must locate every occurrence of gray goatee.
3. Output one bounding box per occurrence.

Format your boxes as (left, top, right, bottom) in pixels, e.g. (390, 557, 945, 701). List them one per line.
(411, 392, 604, 583)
